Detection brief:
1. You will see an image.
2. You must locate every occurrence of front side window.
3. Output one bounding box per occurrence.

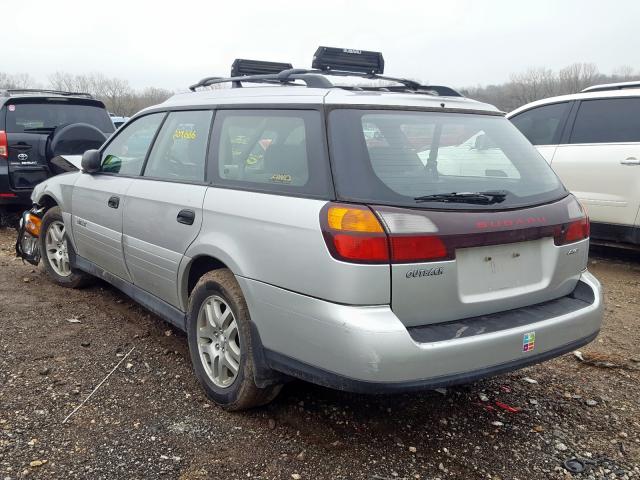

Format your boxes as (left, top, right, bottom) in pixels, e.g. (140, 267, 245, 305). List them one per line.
(510, 102, 570, 145)
(144, 110, 213, 182)
(570, 98, 640, 144)
(329, 109, 566, 210)
(212, 110, 331, 197)
(101, 113, 165, 175)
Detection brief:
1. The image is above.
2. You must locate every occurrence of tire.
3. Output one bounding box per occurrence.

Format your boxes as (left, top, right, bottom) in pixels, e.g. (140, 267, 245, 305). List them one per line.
(39, 206, 93, 288)
(187, 268, 282, 410)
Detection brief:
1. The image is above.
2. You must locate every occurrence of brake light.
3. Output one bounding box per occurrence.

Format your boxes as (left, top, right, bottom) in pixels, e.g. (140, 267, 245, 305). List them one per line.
(554, 217, 590, 245)
(321, 204, 389, 263)
(390, 235, 448, 262)
(0, 131, 7, 158)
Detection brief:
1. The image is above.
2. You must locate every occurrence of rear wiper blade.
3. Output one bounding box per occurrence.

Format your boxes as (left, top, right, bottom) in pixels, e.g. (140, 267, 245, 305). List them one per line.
(414, 191, 508, 204)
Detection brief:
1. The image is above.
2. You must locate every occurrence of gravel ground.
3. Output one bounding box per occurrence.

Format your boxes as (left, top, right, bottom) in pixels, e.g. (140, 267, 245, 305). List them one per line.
(0, 226, 638, 480)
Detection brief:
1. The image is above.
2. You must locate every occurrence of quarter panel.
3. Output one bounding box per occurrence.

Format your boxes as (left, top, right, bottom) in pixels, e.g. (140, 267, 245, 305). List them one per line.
(184, 188, 390, 306)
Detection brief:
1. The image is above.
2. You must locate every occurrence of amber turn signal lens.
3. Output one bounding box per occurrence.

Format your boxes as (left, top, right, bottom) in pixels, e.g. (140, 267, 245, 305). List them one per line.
(25, 214, 41, 237)
(327, 206, 384, 233)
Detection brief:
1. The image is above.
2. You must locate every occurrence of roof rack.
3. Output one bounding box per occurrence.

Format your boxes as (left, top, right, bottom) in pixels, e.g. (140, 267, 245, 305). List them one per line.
(189, 47, 463, 97)
(0, 89, 94, 99)
(581, 81, 640, 93)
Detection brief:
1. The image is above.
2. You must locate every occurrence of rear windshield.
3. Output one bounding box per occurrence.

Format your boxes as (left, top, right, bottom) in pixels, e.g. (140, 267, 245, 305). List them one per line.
(329, 109, 566, 209)
(5, 99, 114, 134)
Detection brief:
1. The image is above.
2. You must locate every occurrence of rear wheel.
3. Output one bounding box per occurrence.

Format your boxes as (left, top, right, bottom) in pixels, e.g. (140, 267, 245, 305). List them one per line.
(39, 206, 93, 288)
(187, 269, 282, 410)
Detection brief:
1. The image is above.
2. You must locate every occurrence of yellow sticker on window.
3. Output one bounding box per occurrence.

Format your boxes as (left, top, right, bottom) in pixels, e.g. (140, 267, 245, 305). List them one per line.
(173, 129, 197, 140)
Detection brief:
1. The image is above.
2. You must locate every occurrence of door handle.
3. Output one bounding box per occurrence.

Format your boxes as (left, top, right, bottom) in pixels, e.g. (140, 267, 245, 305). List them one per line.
(620, 157, 640, 166)
(177, 209, 196, 225)
(107, 196, 120, 209)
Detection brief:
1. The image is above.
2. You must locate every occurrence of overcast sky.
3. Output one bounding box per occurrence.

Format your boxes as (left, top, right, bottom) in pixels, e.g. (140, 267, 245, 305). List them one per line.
(4, 0, 639, 91)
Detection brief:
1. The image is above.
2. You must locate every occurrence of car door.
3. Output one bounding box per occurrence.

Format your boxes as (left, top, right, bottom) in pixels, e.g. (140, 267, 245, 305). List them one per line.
(509, 101, 573, 163)
(72, 113, 165, 281)
(122, 110, 213, 307)
(550, 97, 640, 231)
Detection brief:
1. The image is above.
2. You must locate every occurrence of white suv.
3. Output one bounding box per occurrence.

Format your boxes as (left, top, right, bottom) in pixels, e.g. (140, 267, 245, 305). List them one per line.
(508, 82, 640, 247)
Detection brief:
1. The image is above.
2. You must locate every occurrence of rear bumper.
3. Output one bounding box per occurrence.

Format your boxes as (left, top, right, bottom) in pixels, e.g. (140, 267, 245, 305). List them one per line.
(238, 271, 603, 393)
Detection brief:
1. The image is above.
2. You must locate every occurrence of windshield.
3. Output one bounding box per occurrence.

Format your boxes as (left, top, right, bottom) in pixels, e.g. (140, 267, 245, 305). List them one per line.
(5, 99, 115, 134)
(329, 109, 566, 209)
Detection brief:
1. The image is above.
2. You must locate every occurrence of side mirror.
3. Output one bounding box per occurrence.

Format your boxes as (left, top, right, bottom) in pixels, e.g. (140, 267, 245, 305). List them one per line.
(81, 149, 102, 173)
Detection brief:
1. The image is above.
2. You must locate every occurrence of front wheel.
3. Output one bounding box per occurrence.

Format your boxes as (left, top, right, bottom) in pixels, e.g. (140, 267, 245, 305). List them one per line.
(187, 269, 282, 410)
(39, 206, 93, 288)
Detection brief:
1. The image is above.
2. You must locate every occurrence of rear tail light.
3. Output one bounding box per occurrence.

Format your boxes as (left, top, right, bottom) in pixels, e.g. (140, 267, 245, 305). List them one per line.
(390, 235, 449, 262)
(321, 203, 450, 264)
(554, 216, 590, 245)
(321, 204, 389, 263)
(0, 131, 7, 158)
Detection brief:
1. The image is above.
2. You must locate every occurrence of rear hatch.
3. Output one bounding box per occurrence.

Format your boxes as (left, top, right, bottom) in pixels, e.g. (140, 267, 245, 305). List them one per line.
(3, 97, 114, 191)
(328, 107, 589, 326)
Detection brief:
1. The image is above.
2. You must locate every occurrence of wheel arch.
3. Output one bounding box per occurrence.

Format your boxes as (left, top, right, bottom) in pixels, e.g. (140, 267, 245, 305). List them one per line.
(37, 194, 59, 210)
(180, 253, 285, 390)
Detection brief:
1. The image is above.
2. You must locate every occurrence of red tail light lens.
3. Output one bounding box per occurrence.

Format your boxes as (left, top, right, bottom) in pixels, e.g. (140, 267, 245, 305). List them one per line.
(390, 235, 449, 262)
(555, 217, 590, 245)
(0, 131, 7, 158)
(333, 234, 389, 262)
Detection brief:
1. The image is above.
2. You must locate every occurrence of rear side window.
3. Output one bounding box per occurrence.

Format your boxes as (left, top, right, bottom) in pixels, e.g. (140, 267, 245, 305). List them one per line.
(144, 110, 212, 182)
(5, 99, 115, 134)
(101, 113, 165, 176)
(510, 102, 570, 145)
(211, 110, 331, 197)
(570, 98, 640, 144)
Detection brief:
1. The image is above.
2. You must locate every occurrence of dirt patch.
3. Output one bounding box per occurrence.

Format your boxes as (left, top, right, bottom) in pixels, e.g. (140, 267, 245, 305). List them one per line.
(1, 227, 638, 479)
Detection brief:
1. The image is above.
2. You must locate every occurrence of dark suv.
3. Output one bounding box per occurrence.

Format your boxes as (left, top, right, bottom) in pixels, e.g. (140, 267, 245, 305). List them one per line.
(0, 89, 114, 216)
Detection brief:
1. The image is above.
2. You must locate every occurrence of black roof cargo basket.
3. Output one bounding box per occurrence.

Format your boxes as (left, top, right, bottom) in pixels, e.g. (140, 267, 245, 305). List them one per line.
(231, 59, 293, 77)
(0, 89, 94, 99)
(189, 46, 462, 97)
(312, 46, 384, 75)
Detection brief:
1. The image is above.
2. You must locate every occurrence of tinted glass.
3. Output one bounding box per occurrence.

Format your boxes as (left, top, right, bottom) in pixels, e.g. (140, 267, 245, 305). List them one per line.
(144, 110, 212, 182)
(510, 102, 569, 145)
(570, 98, 640, 144)
(330, 109, 566, 210)
(212, 110, 331, 197)
(5, 99, 115, 134)
(101, 113, 164, 176)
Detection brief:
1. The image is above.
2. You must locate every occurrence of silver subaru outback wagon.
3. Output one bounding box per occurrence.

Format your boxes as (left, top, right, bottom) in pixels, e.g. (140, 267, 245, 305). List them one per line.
(20, 48, 603, 410)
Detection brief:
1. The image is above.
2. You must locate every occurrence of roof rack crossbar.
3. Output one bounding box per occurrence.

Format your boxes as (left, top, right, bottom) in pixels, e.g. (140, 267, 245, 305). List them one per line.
(0, 88, 94, 99)
(189, 68, 462, 96)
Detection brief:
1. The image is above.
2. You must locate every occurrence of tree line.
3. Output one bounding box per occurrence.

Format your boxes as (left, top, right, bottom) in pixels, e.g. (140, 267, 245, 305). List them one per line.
(460, 63, 640, 112)
(2, 63, 639, 116)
